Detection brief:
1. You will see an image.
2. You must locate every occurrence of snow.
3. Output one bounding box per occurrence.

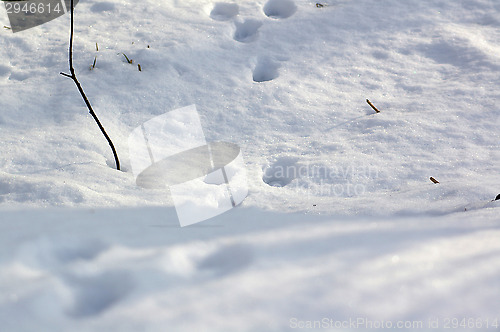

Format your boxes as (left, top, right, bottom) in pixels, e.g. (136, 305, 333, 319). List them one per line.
(1, 0, 500, 330)
(1, 208, 500, 331)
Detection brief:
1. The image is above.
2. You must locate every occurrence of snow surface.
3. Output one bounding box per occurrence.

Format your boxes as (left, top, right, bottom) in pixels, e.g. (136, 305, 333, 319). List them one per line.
(1, 0, 500, 330)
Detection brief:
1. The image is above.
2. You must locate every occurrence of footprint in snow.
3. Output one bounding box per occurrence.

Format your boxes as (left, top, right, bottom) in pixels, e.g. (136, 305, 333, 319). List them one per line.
(65, 270, 135, 318)
(197, 244, 253, 276)
(262, 156, 300, 187)
(263, 0, 297, 19)
(90, 2, 116, 13)
(0, 65, 10, 78)
(233, 19, 263, 43)
(253, 56, 281, 82)
(209, 0, 297, 82)
(210, 2, 239, 21)
(53, 239, 108, 264)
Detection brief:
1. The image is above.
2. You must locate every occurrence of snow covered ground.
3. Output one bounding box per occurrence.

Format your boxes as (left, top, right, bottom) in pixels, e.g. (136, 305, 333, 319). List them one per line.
(1, 0, 500, 330)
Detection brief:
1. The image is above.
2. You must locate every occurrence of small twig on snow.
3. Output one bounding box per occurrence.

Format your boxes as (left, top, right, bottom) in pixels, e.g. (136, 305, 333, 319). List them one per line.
(430, 177, 440, 184)
(122, 53, 133, 64)
(366, 99, 380, 113)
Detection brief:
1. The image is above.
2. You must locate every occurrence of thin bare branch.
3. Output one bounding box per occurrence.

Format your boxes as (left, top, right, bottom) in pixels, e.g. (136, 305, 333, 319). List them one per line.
(60, 0, 120, 170)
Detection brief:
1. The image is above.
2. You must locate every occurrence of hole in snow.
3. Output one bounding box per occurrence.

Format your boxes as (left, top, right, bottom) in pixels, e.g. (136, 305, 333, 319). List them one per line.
(90, 2, 115, 13)
(233, 19, 262, 43)
(210, 3, 239, 21)
(263, 157, 299, 187)
(263, 0, 297, 19)
(106, 159, 127, 172)
(0, 64, 10, 78)
(253, 57, 280, 82)
(66, 271, 135, 318)
(198, 244, 254, 276)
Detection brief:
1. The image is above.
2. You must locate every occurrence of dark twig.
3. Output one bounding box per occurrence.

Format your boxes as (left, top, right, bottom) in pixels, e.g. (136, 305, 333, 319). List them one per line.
(60, 0, 120, 170)
(122, 53, 133, 64)
(430, 177, 439, 184)
(366, 99, 380, 113)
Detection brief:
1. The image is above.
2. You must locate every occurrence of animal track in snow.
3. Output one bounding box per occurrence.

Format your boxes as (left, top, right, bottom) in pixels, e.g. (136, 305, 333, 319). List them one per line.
(198, 244, 253, 276)
(66, 271, 135, 318)
(233, 19, 263, 43)
(210, 3, 239, 21)
(263, 157, 299, 187)
(53, 239, 108, 264)
(0, 65, 10, 78)
(263, 0, 297, 19)
(209, 1, 293, 82)
(253, 56, 281, 82)
(90, 2, 116, 13)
